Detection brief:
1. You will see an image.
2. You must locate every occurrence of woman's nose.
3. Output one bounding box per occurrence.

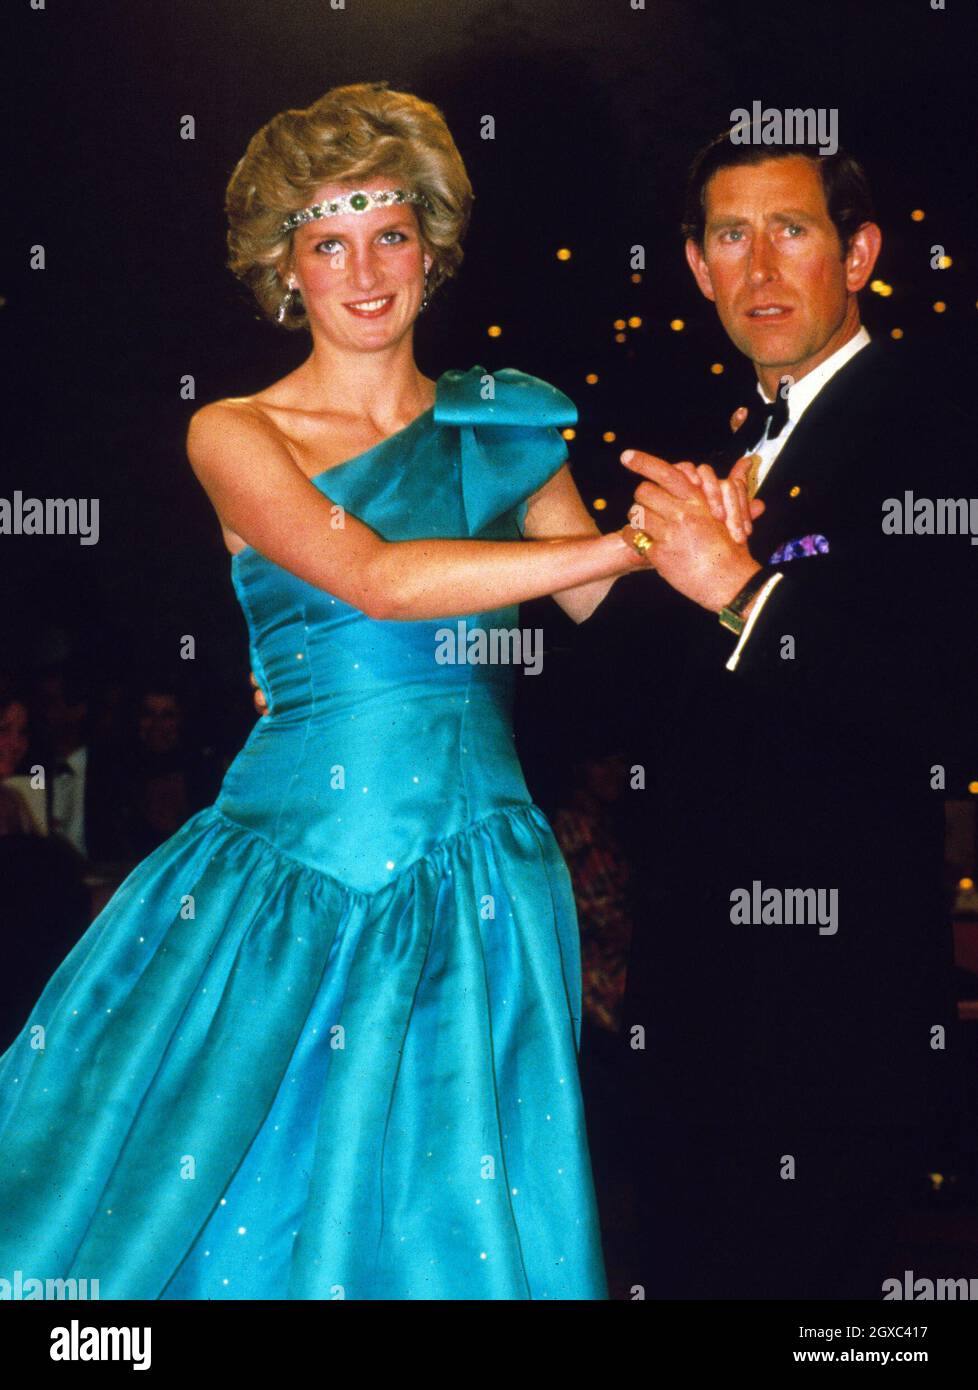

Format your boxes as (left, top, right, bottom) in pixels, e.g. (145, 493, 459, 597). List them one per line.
(347, 248, 381, 289)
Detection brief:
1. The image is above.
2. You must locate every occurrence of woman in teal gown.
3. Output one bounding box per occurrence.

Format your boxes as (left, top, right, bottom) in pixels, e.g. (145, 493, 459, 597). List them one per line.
(0, 82, 748, 1300)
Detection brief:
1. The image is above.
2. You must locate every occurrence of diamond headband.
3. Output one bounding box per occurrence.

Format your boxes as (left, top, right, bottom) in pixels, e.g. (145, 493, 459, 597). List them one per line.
(281, 187, 431, 234)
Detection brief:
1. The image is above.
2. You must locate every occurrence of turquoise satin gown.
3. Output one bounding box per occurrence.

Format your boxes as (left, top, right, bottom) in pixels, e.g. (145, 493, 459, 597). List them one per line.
(0, 366, 610, 1301)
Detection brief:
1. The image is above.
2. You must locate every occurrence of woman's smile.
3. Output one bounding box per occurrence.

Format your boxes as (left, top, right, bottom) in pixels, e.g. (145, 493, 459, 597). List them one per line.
(343, 294, 396, 319)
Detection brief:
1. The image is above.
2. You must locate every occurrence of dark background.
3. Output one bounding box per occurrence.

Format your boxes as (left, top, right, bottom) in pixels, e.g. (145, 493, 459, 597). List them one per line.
(3, 0, 975, 765)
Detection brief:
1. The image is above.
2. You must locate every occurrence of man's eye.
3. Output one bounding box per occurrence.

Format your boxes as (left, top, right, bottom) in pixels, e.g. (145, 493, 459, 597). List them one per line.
(785, 224, 805, 236)
(722, 229, 744, 242)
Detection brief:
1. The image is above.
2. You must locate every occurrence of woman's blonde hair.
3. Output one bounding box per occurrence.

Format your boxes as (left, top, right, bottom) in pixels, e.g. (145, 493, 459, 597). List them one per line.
(225, 81, 474, 331)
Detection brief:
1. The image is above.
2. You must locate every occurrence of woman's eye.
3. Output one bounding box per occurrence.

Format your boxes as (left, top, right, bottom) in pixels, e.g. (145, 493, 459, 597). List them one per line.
(315, 231, 408, 253)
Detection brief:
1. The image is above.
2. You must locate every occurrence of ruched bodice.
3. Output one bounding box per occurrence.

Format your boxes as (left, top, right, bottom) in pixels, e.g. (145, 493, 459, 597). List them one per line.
(218, 365, 576, 892)
(0, 367, 610, 1301)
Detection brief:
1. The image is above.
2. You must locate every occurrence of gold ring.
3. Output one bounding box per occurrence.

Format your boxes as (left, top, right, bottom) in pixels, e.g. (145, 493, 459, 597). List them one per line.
(628, 528, 653, 556)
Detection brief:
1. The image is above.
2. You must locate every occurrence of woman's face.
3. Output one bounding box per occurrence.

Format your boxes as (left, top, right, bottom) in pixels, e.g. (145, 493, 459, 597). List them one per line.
(0, 699, 29, 778)
(287, 176, 433, 351)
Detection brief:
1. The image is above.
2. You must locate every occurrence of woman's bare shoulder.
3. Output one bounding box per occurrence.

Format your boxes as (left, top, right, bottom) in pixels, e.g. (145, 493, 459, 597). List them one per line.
(186, 391, 299, 558)
(186, 390, 291, 468)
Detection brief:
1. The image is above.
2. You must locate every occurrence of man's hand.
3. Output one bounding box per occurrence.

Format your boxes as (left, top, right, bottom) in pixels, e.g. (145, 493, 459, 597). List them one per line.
(673, 455, 764, 542)
(249, 669, 269, 717)
(622, 451, 762, 611)
(679, 453, 766, 537)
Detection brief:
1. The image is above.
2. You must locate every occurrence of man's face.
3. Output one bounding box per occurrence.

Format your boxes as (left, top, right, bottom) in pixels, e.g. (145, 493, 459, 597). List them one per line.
(685, 156, 878, 379)
(0, 700, 28, 777)
(139, 694, 181, 754)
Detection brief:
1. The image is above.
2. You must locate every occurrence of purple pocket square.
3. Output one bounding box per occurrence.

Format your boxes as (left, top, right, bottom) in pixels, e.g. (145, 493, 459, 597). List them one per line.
(768, 533, 830, 564)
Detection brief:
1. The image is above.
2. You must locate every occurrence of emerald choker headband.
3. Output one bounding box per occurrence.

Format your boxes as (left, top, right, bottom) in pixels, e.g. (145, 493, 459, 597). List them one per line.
(281, 187, 431, 234)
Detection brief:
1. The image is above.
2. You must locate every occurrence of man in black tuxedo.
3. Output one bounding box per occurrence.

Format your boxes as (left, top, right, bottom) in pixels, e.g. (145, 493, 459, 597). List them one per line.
(591, 131, 976, 1298)
(34, 662, 131, 866)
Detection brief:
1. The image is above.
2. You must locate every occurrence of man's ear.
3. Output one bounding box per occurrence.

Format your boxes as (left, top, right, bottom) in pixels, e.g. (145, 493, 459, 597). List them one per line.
(684, 237, 716, 302)
(845, 221, 882, 294)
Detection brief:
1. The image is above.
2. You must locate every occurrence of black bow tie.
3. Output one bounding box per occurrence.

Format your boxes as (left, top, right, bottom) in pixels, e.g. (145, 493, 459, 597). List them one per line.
(754, 379, 791, 441)
(707, 377, 792, 474)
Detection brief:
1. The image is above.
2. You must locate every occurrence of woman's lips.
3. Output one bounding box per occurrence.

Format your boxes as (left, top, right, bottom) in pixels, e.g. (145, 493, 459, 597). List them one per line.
(344, 295, 395, 319)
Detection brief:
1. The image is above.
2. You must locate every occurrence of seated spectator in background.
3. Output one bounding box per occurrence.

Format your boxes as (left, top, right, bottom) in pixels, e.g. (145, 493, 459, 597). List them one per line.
(0, 784, 36, 837)
(552, 750, 637, 1037)
(0, 678, 30, 778)
(31, 658, 132, 866)
(0, 675, 42, 833)
(0, 674, 92, 1051)
(549, 733, 648, 1233)
(121, 675, 221, 859)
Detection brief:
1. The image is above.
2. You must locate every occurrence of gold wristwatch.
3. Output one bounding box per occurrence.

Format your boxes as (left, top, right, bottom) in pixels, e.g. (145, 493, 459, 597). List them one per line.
(718, 566, 775, 636)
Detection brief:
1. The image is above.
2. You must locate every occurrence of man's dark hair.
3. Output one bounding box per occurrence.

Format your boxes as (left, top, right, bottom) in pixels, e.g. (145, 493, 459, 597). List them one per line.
(682, 126, 875, 256)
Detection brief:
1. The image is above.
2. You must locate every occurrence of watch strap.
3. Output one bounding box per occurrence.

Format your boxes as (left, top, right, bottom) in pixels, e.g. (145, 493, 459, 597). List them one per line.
(718, 565, 776, 636)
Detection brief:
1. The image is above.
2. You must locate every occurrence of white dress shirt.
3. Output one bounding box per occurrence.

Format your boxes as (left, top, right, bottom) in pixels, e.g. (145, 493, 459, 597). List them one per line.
(50, 743, 88, 856)
(725, 327, 871, 671)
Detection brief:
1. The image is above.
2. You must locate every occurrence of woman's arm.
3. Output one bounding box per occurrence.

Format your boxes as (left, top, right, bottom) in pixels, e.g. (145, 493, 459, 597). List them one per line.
(522, 458, 762, 624)
(187, 402, 647, 620)
(521, 464, 620, 623)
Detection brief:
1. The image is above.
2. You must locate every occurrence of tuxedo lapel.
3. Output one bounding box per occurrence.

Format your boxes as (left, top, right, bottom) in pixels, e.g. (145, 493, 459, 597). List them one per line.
(726, 340, 887, 563)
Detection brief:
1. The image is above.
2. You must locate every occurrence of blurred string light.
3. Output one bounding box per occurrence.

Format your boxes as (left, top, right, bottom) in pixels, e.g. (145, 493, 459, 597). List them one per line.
(602, 431, 617, 443)
(556, 247, 571, 261)
(869, 279, 893, 297)
(968, 780, 978, 795)
(961, 877, 975, 891)
(593, 497, 608, 511)
(670, 318, 684, 331)
(710, 363, 724, 375)
(937, 253, 953, 269)
(911, 209, 925, 221)
(891, 328, 904, 340)
(487, 325, 502, 337)
(614, 332, 626, 343)
(561, 427, 576, 441)
(613, 318, 626, 330)
(627, 316, 642, 328)
(631, 273, 642, 283)
(933, 301, 947, 313)
(585, 373, 599, 384)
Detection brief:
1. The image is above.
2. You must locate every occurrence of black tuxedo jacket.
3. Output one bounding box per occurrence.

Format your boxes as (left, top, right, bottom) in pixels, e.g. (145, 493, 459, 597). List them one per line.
(577, 338, 976, 1128)
(41, 740, 131, 865)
